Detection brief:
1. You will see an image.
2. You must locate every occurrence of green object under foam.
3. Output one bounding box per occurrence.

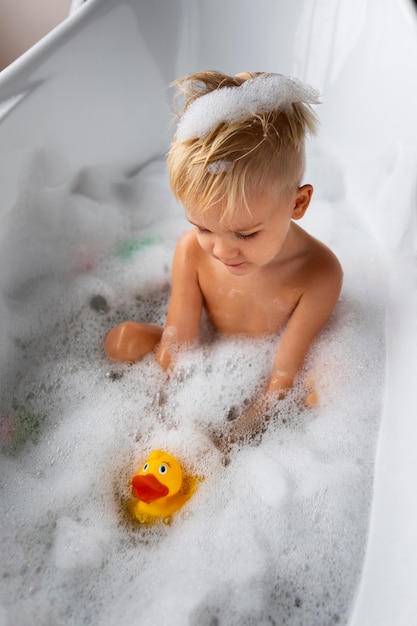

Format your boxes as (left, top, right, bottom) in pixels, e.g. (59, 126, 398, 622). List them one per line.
(116, 234, 162, 260)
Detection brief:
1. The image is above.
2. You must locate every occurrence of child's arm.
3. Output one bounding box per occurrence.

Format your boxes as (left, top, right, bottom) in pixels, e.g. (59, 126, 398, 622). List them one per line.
(267, 256, 342, 394)
(225, 251, 343, 445)
(156, 232, 203, 370)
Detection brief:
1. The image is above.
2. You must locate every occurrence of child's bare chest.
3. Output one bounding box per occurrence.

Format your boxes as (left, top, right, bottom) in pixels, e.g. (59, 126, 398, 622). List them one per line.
(198, 263, 302, 335)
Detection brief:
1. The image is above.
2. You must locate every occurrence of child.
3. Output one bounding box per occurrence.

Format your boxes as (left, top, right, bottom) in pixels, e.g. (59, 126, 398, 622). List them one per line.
(104, 70, 343, 443)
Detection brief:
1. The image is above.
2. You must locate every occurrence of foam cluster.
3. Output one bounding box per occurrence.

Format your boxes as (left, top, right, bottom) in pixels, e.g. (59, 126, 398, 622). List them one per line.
(0, 154, 386, 625)
(176, 73, 321, 141)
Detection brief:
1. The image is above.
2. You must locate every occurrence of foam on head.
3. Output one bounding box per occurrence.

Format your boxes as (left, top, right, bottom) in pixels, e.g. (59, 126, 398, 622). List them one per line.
(176, 73, 320, 141)
(168, 71, 320, 219)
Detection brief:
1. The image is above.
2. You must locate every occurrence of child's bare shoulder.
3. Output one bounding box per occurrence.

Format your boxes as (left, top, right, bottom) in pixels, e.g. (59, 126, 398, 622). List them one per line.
(308, 231, 340, 264)
(297, 227, 343, 295)
(175, 229, 201, 260)
(173, 229, 208, 278)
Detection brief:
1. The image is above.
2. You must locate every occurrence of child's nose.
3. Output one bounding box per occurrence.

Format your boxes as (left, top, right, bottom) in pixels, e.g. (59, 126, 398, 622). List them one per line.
(213, 236, 239, 259)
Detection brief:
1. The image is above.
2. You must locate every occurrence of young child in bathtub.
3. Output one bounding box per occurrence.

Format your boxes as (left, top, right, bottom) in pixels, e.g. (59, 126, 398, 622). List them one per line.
(104, 70, 343, 445)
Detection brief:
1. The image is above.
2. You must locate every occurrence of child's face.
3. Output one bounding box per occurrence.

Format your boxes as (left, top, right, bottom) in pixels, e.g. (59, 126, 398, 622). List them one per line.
(185, 187, 310, 276)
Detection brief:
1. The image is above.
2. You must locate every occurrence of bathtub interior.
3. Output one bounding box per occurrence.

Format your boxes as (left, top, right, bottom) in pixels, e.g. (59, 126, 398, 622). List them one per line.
(0, 1, 416, 625)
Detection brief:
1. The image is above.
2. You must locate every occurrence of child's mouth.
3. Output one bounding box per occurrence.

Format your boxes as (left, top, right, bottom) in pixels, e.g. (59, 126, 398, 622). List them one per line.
(214, 255, 248, 271)
(223, 260, 248, 272)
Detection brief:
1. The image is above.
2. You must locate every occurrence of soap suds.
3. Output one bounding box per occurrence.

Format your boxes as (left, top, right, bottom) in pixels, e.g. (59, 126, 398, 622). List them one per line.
(177, 73, 320, 141)
(0, 152, 386, 625)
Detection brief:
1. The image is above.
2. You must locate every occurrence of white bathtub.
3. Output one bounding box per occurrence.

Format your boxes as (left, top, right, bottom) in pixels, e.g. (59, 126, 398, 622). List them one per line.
(0, 0, 416, 624)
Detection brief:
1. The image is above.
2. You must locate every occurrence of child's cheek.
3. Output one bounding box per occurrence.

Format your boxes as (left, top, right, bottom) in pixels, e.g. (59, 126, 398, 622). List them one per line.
(196, 235, 211, 254)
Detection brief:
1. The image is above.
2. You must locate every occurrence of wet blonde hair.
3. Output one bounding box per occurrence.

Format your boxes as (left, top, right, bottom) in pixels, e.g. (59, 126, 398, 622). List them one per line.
(167, 70, 319, 220)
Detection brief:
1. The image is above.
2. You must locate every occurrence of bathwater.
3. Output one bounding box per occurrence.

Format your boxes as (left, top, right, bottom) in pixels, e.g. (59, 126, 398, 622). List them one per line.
(0, 150, 386, 626)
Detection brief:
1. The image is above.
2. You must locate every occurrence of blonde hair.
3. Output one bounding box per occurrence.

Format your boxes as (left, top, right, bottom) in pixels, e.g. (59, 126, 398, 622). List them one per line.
(167, 70, 319, 219)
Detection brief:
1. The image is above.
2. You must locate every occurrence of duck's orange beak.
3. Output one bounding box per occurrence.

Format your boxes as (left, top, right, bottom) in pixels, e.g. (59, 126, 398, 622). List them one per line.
(132, 474, 169, 503)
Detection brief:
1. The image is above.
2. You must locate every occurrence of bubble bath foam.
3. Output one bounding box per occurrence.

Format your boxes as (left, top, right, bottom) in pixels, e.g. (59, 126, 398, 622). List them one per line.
(0, 1, 416, 625)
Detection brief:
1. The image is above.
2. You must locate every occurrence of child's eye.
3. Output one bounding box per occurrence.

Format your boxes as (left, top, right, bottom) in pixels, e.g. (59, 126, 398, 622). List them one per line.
(196, 226, 211, 235)
(235, 231, 259, 240)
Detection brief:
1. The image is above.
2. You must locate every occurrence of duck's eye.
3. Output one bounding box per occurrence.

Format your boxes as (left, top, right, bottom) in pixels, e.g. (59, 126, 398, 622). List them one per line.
(158, 464, 168, 475)
(143, 463, 149, 472)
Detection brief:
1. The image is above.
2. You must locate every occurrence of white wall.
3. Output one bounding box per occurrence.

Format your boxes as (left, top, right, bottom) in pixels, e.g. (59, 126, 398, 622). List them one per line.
(0, 0, 72, 70)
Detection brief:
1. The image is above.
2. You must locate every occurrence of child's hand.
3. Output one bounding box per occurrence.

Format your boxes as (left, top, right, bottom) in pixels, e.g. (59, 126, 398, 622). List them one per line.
(267, 370, 319, 408)
(303, 374, 318, 407)
(226, 398, 269, 444)
(211, 374, 318, 458)
(210, 394, 274, 457)
(155, 343, 173, 370)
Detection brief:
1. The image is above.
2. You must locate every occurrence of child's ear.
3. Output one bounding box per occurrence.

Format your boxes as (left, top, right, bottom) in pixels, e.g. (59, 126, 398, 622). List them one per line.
(292, 184, 313, 220)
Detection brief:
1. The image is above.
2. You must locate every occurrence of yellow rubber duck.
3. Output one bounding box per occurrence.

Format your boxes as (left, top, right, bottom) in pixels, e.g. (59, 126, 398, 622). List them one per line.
(129, 450, 198, 524)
